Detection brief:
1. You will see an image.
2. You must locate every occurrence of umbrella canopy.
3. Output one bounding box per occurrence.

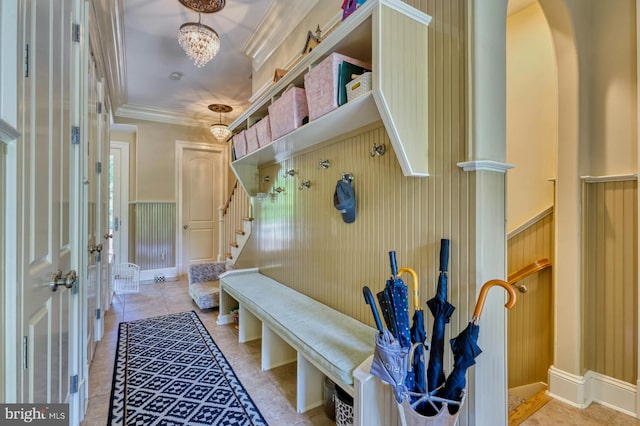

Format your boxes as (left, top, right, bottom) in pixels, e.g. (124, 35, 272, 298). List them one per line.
(387, 251, 411, 348)
(370, 328, 410, 402)
(437, 279, 517, 410)
(426, 239, 455, 392)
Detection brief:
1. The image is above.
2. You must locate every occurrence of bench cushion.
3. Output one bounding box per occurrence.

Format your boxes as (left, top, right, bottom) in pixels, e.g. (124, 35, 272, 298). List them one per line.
(220, 272, 376, 385)
(189, 281, 220, 310)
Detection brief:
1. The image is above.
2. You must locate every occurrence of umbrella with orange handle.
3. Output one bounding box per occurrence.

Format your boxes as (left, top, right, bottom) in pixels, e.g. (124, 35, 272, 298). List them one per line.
(436, 279, 517, 411)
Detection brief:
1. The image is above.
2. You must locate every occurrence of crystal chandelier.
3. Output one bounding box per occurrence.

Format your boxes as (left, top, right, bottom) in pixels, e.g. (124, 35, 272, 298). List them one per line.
(178, 14, 220, 68)
(208, 104, 232, 142)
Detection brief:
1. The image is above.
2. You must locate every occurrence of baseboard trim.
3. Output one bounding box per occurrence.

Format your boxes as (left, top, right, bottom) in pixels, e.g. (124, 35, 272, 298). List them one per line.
(140, 267, 178, 283)
(548, 366, 637, 417)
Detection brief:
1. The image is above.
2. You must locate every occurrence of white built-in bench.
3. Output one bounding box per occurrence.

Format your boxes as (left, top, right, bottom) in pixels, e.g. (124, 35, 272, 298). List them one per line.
(217, 268, 377, 416)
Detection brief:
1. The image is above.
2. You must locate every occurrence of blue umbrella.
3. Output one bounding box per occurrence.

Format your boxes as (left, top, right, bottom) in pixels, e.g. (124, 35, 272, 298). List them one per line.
(362, 286, 410, 402)
(426, 239, 455, 392)
(386, 251, 411, 348)
(437, 279, 518, 411)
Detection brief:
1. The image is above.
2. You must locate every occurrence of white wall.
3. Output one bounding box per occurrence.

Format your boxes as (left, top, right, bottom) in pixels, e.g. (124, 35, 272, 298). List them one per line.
(506, 2, 557, 233)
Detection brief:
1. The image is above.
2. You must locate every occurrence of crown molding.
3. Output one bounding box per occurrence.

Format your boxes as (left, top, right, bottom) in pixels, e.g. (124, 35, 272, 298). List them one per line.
(457, 160, 515, 173)
(90, 0, 127, 113)
(241, 0, 321, 71)
(115, 104, 210, 127)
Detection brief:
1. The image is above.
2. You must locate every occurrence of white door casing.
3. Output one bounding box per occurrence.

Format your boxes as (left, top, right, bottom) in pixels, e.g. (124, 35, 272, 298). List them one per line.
(109, 141, 130, 266)
(176, 141, 227, 274)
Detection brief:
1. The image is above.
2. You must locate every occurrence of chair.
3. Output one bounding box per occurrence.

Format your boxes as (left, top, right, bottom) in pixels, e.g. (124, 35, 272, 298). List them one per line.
(188, 261, 230, 310)
(112, 263, 140, 294)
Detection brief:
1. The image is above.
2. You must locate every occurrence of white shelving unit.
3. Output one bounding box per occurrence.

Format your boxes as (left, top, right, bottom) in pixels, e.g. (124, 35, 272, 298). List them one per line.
(230, 0, 431, 196)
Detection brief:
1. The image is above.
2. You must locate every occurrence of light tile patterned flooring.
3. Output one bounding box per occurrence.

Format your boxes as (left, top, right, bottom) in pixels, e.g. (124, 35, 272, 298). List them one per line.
(81, 277, 640, 425)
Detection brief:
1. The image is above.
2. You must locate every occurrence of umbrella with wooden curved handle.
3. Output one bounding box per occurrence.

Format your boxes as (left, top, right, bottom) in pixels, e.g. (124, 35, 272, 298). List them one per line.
(398, 267, 419, 310)
(472, 279, 517, 324)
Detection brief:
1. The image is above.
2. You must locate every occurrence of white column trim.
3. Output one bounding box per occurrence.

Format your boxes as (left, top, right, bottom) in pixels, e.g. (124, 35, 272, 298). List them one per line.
(581, 174, 638, 183)
(457, 160, 514, 173)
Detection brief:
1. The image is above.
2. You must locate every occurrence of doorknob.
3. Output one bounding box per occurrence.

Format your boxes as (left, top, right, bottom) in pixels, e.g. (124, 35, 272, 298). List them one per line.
(104, 233, 113, 240)
(50, 270, 76, 292)
(95, 243, 103, 253)
(183, 225, 189, 230)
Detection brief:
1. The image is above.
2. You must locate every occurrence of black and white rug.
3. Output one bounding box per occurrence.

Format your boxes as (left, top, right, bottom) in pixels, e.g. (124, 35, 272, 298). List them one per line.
(108, 311, 268, 425)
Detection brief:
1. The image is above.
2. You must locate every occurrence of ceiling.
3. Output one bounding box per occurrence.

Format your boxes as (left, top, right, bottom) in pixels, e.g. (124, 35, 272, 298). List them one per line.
(103, 0, 274, 127)
(102, 0, 536, 128)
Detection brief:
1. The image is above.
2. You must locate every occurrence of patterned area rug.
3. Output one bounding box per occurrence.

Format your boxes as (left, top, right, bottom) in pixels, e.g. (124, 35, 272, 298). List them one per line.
(108, 311, 267, 425)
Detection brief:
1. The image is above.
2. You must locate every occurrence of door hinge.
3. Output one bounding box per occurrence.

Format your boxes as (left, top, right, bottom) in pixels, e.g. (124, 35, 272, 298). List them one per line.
(72, 23, 80, 43)
(97, 102, 102, 114)
(24, 44, 29, 78)
(22, 336, 28, 369)
(70, 375, 78, 394)
(96, 308, 101, 320)
(96, 161, 102, 174)
(72, 126, 80, 145)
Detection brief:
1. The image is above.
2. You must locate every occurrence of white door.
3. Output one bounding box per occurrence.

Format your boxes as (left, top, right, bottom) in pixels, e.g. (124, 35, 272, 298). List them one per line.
(109, 141, 130, 266)
(18, 0, 74, 407)
(180, 146, 226, 270)
(84, 57, 99, 366)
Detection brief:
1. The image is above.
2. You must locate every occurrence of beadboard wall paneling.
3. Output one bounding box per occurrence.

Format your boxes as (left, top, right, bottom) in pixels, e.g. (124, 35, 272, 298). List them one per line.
(583, 180, 638, 384)
(237, 0, 470, 422)
(132, 202, 176, 270)
(507, 210, 554, 388)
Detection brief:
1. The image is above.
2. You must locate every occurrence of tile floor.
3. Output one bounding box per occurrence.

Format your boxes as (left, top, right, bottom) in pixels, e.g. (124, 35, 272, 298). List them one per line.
(80, 277, 640, 426)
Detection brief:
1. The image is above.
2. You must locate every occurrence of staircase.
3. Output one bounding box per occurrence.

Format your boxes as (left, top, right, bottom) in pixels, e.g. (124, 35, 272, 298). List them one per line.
(221, 181, 252, 264)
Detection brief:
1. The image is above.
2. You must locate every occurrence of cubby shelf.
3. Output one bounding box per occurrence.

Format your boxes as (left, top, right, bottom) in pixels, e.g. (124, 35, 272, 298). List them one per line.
(230, 0, 431, 196)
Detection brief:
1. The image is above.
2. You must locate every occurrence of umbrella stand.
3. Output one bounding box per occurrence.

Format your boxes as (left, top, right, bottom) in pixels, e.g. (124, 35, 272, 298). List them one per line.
(396, 342, 465, 426)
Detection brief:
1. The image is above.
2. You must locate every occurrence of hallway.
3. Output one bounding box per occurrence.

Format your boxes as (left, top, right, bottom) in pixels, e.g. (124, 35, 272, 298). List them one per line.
(80, 277, 640, 425)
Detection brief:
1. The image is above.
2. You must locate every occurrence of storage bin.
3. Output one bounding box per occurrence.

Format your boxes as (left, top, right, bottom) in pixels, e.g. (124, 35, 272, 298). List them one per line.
(245, 125, 259, 153)
(233, 130, 247, 159)
(268, 87, 308, 140)
(335, 386, 353, 426)
(346, 71, 372, 102)
(255, 116, 272, 147)
(303, 52, 370, 121)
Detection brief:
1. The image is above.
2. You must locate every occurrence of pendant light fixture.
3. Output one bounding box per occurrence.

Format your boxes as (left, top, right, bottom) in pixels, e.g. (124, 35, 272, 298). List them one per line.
(177, 0, 226, 68)
(208, 104, 232, 142)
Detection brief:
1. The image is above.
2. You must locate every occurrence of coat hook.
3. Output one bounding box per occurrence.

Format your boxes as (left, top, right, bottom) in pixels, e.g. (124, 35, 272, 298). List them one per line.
(283, 168, 297, 177)
(272, 186, 285, 194)
(298, 180, 311, 190)
(370, 143, 386, 157)
(318, 159, 331, 169)
(342, 173, 354, 183)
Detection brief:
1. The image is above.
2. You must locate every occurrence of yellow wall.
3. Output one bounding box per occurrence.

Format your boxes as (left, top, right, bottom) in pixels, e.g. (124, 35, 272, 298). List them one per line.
(589, 0, 637, 176)
(583, 179, 638, 383)
(506, 3, 557, 233)
(113, 117, 220, 201)
(252, 0, 343, 93)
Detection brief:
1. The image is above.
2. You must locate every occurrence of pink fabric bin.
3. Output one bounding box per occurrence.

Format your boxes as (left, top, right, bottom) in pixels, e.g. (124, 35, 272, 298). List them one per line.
(268, 87, 308, 140)
(233, 131, 247, 159)
(255, 116, 272, 146)
(303, 52, 371, 121)
(245, 125, 259, 153)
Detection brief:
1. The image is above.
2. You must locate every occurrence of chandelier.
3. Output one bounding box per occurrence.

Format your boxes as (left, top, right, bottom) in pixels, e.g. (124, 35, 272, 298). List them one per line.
(177, 0, 226, 68)
(208, 104, 233, 142)
(178, 15, 220, 68)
